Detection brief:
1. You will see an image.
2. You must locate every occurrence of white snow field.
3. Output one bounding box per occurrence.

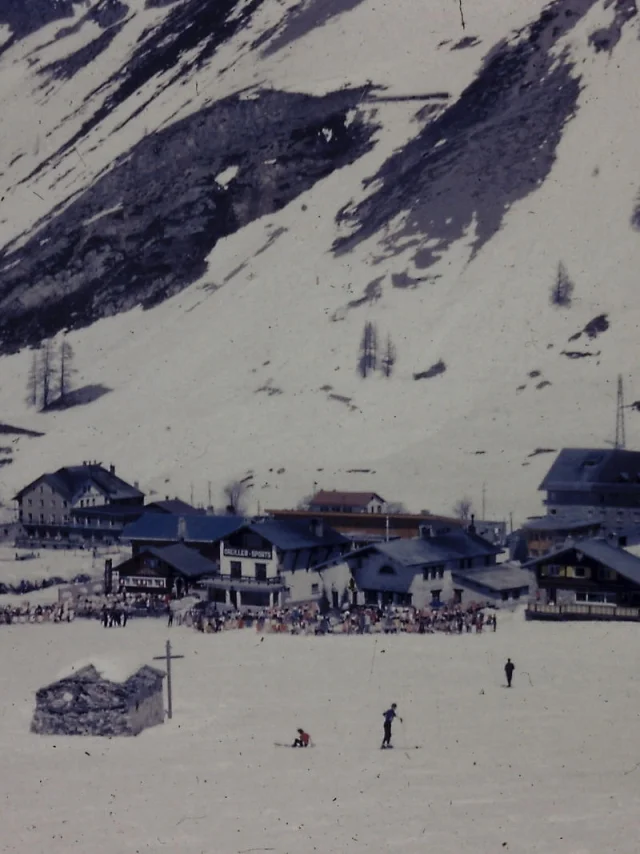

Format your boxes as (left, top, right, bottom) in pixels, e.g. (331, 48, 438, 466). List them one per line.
(2, 611, 640, 854)
(0, 0, 639, 525)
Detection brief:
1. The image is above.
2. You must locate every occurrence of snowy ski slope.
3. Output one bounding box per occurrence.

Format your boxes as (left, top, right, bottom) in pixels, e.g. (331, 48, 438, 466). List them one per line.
(0, 0, 639, 523)
(2, 613, 640, 853)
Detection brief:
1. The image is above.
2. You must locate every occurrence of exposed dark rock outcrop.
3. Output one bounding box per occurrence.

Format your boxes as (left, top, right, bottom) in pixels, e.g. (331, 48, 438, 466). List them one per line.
(332, 0, 631, 269)
(0, 87, 377, 354)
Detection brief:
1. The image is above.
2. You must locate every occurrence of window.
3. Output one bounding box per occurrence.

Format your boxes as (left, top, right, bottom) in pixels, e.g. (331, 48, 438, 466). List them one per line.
(453, 588, 463, 604)
(28, 513, 33, 521)
(431, 590, 442, 605)
(311, 583, 319, 595)
(437, 568, 445, 579)
(378, 565, 395, 575)
(230, 561, 242, 579)
(599, 567, 617, 581)
(40, 500, 45, 507)
(573, 566, 586, 578)
(28, 499, 32, 506)
(255, 563, 267, 582)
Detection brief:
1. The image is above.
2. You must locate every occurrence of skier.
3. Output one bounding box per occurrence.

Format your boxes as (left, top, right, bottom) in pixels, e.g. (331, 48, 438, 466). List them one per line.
(505, 658, 515, 688)
(381, 703, 402, 749)
(292, 728, 311, 747)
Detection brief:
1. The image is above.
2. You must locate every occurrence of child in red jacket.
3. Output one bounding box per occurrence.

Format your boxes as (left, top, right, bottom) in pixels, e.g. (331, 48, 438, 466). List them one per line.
(292, 728, 311, 747)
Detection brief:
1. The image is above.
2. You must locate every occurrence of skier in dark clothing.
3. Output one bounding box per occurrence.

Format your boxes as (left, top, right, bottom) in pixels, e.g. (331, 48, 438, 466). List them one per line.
(505, 658, 515, 687)
(167, 606, 174, 627)
(381, 703, 402, 749)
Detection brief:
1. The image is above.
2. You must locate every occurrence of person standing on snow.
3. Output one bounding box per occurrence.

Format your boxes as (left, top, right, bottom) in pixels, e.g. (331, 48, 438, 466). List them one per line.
(381, 703, 402, 749)
(505, 658, 515, 687)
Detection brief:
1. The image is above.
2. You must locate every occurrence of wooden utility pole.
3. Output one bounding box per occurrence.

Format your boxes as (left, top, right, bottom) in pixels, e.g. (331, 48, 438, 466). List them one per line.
(153, 639, 184, 720)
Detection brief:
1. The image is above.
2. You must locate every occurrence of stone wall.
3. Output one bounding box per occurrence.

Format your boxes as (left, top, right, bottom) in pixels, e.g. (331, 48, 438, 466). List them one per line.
(128, 691, 165, 735)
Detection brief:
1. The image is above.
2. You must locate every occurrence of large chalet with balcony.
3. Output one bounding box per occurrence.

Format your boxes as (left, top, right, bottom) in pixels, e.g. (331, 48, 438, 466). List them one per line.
(14, 462, 144, 544)
(525, 537, 640, 607)
(117, 513, 350, 608)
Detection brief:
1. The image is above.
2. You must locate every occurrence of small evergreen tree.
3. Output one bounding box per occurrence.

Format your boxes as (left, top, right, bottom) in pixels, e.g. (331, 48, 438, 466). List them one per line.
(550, 261, 574, 308)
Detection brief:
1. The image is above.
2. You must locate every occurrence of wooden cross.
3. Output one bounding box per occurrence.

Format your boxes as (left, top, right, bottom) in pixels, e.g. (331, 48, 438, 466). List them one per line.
(153, 639, 184, 720)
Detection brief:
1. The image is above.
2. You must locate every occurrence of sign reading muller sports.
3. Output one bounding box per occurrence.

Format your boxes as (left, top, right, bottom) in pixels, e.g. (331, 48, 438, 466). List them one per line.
(223, 547, 273, 560)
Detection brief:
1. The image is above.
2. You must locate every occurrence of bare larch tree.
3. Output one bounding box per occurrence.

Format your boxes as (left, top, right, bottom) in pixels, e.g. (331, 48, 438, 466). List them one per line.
(381, 334, 397, 377)
(452, 496, 474, 522)
(358, 320, 378, 378)
(58, 337, 76, 405)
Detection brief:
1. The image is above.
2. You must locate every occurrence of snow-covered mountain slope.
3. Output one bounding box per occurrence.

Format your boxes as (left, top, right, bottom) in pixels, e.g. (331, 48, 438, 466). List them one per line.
(0, 0, 639, 523)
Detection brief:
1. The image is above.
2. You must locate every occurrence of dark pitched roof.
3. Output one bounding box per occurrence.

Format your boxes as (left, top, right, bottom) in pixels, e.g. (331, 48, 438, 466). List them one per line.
(145, 544, 218, 578)
(539, 448, 640, 493)
(122, 513, 245, 543)
(246, 519, 349, 550)
(309, 490, 385, 507)
(525, 537, 640, 586)
(452, 565, 532, 592)
(370, 529, 500, 566)
(15, 464, 143, 502)
(145, 499, 204, 515)
(316, 528, 500, 571)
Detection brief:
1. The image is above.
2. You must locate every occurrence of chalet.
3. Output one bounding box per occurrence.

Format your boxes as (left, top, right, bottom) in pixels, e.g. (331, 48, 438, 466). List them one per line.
(31, 664, 165, 737)
(308, 490, 387, 514)
(14, 462, 144, 544)
(110, 543, 219, 597)
(208, 518, 351, 609)
(539, 448, 640, 531)
(120, 514, 350, 609)
(265, 508, 463, 545)
(299, 525, 503, 609)
(525, 537, 640, 607)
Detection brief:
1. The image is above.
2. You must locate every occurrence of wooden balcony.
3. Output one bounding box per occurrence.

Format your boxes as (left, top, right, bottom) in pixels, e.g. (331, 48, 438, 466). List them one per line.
(526, 602, 640, 622)
(201, 572, 285, 590)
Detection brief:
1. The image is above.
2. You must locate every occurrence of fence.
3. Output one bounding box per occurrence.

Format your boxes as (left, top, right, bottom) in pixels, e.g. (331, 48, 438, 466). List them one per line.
(526, 602, 640, 622)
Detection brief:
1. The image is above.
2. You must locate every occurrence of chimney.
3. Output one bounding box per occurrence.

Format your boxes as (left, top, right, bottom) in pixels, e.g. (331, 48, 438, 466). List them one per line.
(109, 464, 115, 476)
(468, 514, 477, 535)
(177, 516, 187, 541)
(134, 481, 139, 489)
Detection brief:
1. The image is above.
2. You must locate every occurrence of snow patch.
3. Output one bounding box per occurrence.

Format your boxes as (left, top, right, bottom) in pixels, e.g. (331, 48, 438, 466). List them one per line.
(215, 165, 239, 188)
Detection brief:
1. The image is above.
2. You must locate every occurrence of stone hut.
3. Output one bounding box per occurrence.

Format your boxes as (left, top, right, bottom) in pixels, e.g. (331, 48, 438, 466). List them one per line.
(31, 663, 165, 736)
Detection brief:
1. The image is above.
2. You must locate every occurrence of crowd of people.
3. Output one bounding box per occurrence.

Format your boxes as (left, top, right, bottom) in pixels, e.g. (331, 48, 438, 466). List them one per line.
(0, 592, 170, 627)
(186, 602, 498, 635)
(0, 602, 76, 624)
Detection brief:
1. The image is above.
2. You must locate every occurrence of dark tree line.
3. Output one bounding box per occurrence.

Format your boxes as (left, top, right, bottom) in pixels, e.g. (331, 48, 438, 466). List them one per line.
(357, 321, 397, 378)
(25, 337, 76, 411)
